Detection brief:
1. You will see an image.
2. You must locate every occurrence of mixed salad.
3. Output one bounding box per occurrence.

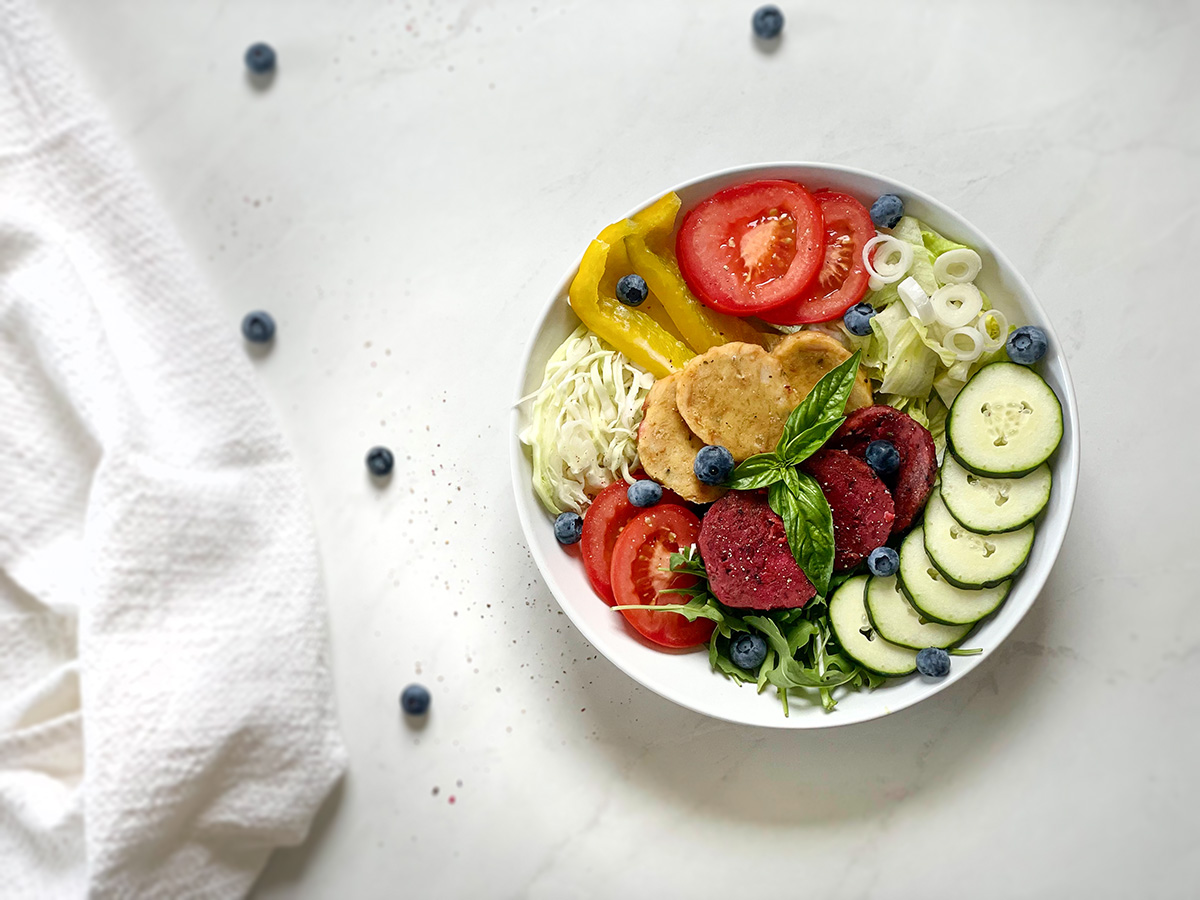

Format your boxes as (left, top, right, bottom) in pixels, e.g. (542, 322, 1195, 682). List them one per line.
(520, 178, 1063, 714)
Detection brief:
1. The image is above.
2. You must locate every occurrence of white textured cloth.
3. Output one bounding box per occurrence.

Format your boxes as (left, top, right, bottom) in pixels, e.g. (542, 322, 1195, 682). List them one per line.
(0, 1, 346, 896)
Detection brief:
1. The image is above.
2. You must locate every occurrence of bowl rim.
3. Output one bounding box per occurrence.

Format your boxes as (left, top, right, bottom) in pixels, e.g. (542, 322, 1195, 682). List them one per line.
(509, 161, 1080, 729)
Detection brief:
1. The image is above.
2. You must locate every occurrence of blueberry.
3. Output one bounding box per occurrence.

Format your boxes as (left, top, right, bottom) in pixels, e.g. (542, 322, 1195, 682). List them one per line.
(870, 193, 904, 229)
(843, 302, 877, 337)
(915, 647, 951, 678)
(244, 42, 277, 75)
(694, 445, 734, 485)
(616, 274, 648, 307)
(366, 446, 394, 477)
(865, 439, 900, 478)
(1006, 325, 1048, 365)
(241, 310, 276, 343)
(400, 683, 431, 715)
(867, 546, 900, 577)
(554, 511, 583, 545)
(730, 632, 768, 670)
(752, 5, 784, 39)
(627, 479, 662, 507)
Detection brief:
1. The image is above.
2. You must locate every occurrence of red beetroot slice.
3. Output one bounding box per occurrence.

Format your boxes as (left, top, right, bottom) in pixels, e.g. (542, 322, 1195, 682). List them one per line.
(697, 491, 816, 611)
(799, 449, 895, 571)
(828, 405, 938, 534)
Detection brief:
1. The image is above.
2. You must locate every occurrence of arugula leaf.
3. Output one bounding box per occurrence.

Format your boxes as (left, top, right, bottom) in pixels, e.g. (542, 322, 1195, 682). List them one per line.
(668, 545, 708, 579)
(783, 619, 819, 656)
(726, 454, 784, 491)
(771, 662, 858, 690)
(742, 615, 792, 661)
(653, 530, 902, 718)
(778, 350, 862, 448)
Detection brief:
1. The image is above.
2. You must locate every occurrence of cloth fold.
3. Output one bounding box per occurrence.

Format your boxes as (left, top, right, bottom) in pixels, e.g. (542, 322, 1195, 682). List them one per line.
(0, 1, 347, 895)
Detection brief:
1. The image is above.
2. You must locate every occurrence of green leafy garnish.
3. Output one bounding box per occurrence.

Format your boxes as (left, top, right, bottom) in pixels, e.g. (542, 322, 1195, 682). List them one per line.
(616, 549, 888, 716)
(723, 351, 860, 594)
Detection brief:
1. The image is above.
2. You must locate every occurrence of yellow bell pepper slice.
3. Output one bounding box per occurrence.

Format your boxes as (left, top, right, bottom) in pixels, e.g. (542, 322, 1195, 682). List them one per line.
(630, 192, 680, 243)
(568, 222, 694, 379)
(567, 191, 768, 376)
(625, 233, 767, 353)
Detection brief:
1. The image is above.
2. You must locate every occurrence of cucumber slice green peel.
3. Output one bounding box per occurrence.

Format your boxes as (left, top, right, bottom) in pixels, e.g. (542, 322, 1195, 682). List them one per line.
(947, 362, 1063, 477)
(865, 574, 973, 650)
(939, 453, 1051, 534)
(898, 527, 1010, 625)
(923, 492, 1034, 590)
(828, 575, 918, 677)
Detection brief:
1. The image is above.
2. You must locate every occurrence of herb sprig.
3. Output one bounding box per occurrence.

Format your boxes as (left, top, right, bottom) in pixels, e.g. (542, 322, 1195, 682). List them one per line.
(616, 547, 883, 714)
(724, 350, 862, 595)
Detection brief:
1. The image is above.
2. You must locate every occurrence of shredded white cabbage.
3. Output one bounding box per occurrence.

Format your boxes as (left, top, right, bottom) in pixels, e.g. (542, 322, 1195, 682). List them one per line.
(518, 325, 655, 515)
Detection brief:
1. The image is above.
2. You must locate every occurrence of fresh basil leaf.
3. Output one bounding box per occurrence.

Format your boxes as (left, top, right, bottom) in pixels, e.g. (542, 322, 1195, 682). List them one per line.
(778, 350, 862, 448)
(781, 417, 845, 465)
(726, 453, 784, 490)
(768, 473, 835, 597)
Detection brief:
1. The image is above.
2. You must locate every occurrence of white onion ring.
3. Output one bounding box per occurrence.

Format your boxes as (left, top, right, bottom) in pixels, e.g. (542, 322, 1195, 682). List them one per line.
(868, 274, 886, 292)
(943, 326, 985, 362)
(934, 248, 982, 285)
(897, 277, 936, 325)
(976, 308, 1008, 351)
(931, 283, 984, 328)
(862, 234, 913, 284)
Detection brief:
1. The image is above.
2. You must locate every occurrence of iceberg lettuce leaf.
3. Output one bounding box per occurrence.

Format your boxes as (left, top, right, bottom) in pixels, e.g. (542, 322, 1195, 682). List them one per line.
(870, 302, 939, 397)
(921, 224, 970, 259)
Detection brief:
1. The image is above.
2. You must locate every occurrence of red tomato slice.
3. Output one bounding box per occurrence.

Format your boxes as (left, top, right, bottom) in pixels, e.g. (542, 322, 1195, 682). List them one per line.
(610, 505, 714, 649)
(757, 191, 875, 325)
(676, 180, 825, 316)
(580, 481, 688, 605)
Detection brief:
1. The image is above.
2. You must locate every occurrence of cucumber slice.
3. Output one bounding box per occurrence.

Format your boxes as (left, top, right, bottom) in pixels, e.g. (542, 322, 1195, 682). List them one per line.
(865, 574, 973, 649)
(923, 492, 1034, 589)
(939, 453, 1052, 533)
(947, 362, 1063, 476)
(828, 575, 917, 677)
(898, 527, 1010, 625)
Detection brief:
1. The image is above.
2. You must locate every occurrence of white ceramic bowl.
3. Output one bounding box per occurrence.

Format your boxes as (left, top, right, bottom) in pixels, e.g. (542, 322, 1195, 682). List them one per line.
(510, 162, 1079, 729)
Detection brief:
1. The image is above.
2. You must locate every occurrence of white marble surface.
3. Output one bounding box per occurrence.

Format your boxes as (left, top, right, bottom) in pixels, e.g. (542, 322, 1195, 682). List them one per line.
(40, 0, 1198, 896)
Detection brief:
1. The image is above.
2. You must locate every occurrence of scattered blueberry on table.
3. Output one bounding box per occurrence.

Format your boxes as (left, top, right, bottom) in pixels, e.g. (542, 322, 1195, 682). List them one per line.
(730, 632, 768, 670)
(616, 274, 649, 307)
(752, 5, 784, 40)
(843, 302, 876, 336)
(865, 439, 900, 478)
(554, 511, 583, 545)
(244, 42, 277, 75)
(401, 684, 431, 716)
(869, 193, 904, 229)
(915, 647, 951, 678)
(1007, 325, 1048, 365)
(365, 446, 394, 477)
(867, 546, 899, 577)
(627, 479, 662, 508)
(694, 445, 734, 485)
(241, 310, 276, 343)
